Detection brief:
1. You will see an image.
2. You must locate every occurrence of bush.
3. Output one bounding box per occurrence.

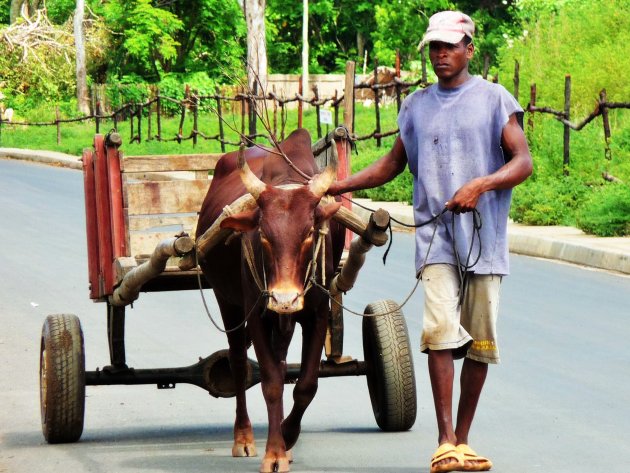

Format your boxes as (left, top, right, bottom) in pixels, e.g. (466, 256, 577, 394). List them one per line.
(510, 174, 589, 226)
(576, 183, 630, 236)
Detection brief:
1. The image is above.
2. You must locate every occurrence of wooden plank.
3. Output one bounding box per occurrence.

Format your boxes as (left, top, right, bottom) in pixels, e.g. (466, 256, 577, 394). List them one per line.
(129, 232, 195, 258)
(121, 154, 222, 173)
(94, 134, 115, 296)
(124, 179, 211, 215)
(127, 214, 198, 232)
(107, 143, 127, 258)
(82, 148, 100, 300)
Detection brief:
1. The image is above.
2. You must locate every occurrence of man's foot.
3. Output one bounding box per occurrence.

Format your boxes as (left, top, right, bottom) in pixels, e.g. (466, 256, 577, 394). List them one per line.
(430, 442, 464, 473)
(456, 444, 492, 471)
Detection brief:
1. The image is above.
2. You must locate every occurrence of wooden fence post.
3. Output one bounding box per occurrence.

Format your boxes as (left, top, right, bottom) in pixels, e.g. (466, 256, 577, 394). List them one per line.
(298, 77, 303, 129)
(216, 86, 225, 153)
(420, 46, 427, 83)
(147, 100, 152, 141)
(373, 58, 382, 148)
(600, 88, 612, 161)
(240, 86, 246, 139)
(156, 90, 162, 141)
(563, 74, 571, 175)
(249, 81, 257, 144)
(56, 106, 61, 144)
(137, 103, 142, 143)
(272, 84, 278, 138)
(314, 85, 321, 139)
(193, 91, 199, 148)
(95, 100, 101, 134)
(513, 60, 520, 101)
(343, 61, 355, 134)
(528, 83, 536, 133)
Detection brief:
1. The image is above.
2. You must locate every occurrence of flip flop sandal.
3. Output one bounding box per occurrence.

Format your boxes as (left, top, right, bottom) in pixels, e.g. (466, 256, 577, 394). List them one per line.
(430, 442, 465, 473)
(456, 444, 493, 471)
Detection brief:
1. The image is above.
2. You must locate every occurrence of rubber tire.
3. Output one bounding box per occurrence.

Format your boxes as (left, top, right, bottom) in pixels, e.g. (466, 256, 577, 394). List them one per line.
(362, 299, 417, 431)
(40, 314, 86, 443)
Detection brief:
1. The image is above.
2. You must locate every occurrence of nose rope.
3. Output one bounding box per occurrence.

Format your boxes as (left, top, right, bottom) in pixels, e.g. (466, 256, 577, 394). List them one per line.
(194, 242, 268, 333)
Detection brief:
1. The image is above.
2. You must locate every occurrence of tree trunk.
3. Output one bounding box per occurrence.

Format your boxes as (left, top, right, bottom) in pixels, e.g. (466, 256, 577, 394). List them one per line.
(243, 0, 267, 93)
(10, 0, 25, 23)
(74, 0, 91, 115)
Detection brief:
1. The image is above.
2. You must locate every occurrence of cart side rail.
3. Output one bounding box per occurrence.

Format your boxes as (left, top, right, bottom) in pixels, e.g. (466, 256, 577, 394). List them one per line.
(84, 133, 221, 301)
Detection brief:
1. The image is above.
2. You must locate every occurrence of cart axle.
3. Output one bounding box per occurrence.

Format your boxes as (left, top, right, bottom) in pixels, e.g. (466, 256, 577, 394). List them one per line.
(85, 349, 366, 398)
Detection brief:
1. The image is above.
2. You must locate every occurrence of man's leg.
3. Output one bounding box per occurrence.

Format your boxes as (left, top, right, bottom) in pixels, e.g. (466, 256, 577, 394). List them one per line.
(454, 357, 488, 445)
(428, 349, 461, 471)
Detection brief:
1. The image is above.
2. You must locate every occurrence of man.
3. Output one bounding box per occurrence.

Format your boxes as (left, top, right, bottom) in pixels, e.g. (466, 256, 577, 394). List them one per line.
(327, 11, 532, 473)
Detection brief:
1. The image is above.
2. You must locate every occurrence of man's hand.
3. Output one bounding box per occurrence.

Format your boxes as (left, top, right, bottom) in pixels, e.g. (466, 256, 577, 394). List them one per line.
(446, 178, 484, 214)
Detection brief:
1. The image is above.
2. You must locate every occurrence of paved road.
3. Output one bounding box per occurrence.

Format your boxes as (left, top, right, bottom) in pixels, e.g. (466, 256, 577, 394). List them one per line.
(1, 158, 629, 473)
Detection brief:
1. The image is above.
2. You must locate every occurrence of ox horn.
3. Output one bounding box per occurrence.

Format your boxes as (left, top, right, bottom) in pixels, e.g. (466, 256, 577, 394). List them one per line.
(309, 165, 337, 198)
(237, 144, 266, 200)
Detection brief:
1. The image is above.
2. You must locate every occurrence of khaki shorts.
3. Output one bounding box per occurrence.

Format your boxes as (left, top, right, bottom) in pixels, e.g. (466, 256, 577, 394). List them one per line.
(420, 264, 502, 364)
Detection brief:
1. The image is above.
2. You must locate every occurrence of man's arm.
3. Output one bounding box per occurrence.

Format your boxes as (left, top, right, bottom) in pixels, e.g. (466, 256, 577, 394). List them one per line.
(446, 113, 533, 213)
(327, 136, 408, 195)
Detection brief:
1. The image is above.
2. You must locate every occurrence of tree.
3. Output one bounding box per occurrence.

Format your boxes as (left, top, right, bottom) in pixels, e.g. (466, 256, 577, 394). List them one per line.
(242, 0, 268, 92)
(10, 0, 41, 23)
(74, 0, 90, 114)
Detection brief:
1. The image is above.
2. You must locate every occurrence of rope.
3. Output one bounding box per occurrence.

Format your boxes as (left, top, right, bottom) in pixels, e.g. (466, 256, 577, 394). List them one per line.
(194, 246, 267, 333)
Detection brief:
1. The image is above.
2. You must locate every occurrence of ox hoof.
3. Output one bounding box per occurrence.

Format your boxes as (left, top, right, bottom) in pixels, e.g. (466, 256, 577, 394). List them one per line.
(286, 449, 293, 463)
(260, 455, 290, 473)
(232, 442, 257, 457)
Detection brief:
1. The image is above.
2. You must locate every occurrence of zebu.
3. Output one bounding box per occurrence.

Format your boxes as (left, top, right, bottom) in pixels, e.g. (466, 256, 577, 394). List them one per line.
(195, 128, 345, 472)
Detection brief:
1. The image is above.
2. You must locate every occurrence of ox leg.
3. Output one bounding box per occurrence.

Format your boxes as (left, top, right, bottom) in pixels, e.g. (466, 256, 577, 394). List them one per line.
(217, 297, 257, 458)
(250, 316, 294, 473)
(282, 309, 328, 450)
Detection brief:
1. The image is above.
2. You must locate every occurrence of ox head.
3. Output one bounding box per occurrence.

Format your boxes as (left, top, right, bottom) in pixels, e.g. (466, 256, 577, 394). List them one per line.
(219, 150, 341, 314)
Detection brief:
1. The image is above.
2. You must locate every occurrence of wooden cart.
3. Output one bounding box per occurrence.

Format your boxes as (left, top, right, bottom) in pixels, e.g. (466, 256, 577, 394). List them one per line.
(38, 128, 417, 444)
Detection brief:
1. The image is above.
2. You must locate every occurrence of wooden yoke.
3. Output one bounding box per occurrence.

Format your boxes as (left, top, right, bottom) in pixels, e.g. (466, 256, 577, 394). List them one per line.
(330, 208, 390, 296)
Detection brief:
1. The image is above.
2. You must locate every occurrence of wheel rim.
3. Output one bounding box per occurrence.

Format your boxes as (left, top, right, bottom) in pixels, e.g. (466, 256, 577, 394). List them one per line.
(40, 340, 47, 421)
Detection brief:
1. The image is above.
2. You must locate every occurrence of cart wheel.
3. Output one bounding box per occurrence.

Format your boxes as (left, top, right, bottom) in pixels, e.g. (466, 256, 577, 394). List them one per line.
(39, 314, 86, 443)
(362, 300, 417, 431)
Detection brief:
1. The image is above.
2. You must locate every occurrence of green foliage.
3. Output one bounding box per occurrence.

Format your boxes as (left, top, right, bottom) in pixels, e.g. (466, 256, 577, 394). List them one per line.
(0, 0, 10, 23)
(496, 0, 630, 114)
(99, 0, 183, 80)
(576, 184, 630, 236)
(510, 174, 589, 225)
(45, 0, 75, 23)
(0, 21, 76, 106)
(372, 1, 449, 67)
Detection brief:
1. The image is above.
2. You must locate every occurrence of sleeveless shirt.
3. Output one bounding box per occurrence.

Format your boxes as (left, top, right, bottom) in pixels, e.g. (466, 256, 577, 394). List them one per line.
(397, 76, 523, 275)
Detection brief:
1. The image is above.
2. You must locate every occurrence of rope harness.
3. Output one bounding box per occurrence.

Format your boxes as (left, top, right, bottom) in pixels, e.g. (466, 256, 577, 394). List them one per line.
(195, 197, 482, 329)
(195, 222, 330, 332)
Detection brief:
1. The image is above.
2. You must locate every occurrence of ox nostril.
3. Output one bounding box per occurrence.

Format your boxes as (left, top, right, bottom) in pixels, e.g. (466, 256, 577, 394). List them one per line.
(267, 291, 304, 314)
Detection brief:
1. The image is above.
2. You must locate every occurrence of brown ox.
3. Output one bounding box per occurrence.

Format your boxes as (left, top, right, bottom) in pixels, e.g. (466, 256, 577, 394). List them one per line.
(196, 128, 345, 473)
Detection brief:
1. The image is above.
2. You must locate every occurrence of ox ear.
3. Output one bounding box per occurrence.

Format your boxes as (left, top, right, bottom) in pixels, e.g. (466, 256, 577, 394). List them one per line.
(220, 208, 260, 233)
(315, 201, 342, 226)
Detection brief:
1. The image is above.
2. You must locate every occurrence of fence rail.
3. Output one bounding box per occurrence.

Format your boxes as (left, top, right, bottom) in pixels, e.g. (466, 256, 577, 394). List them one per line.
(1, 61, 629, 176)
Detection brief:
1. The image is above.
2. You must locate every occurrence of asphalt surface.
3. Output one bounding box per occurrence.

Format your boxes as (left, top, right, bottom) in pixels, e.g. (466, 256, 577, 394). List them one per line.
(1, 158, 629, 473)
(1, 147, 628, 275)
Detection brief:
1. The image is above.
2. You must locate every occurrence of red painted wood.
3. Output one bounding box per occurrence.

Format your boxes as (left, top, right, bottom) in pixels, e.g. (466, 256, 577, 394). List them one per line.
(82, 148, 100, 300)
(106, 144, 127, 258)
(93, 135, 114, 296)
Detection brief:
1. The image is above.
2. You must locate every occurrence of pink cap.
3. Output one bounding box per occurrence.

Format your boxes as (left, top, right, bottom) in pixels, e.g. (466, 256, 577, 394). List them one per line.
(419, 11, 475, 49)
